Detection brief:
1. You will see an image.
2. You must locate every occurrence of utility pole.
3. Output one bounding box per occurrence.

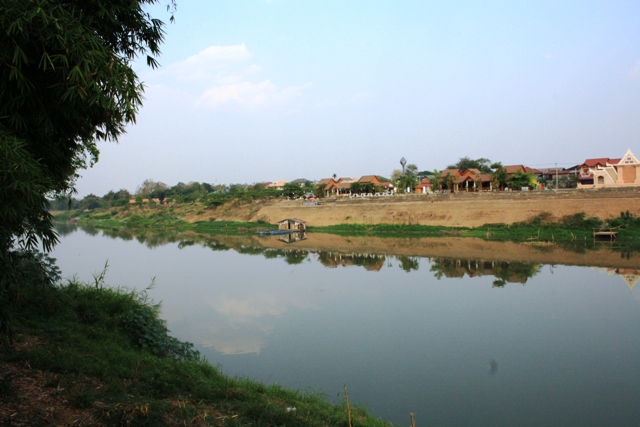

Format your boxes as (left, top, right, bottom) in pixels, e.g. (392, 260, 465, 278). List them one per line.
(555, 163, 558, 190)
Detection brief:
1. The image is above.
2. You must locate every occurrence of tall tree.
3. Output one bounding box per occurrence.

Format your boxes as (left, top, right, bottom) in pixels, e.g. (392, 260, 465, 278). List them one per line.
(0, 0, 173, 257)
(448, 157, 492, 173)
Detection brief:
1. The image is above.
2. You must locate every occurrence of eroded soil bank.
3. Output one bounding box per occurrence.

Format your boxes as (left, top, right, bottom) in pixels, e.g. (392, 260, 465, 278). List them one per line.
(207, 187, 640, 228)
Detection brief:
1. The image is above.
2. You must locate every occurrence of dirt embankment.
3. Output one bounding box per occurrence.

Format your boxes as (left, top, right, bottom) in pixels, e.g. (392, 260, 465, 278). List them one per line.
(208, 187, 640, 228)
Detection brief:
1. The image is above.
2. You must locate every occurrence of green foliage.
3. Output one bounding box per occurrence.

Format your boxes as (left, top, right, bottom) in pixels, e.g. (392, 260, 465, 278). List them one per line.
(1, 0, 170, 261)
(282, 182, 305, 198)
(559, 212, 602, 230)
(0, 250, 61, 344)
(0, 133, 57, 254)
(448, 157, 492, 173)
(507, 171, 535, 190)
(120, 307, 200, 361)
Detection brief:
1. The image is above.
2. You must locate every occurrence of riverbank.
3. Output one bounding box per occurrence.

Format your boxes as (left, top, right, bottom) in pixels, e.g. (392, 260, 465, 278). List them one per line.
(0, 275, 392, 426)
(206, 187, 640, 228)
(61, 187, 640, 252)
(62, 187, 640, 230)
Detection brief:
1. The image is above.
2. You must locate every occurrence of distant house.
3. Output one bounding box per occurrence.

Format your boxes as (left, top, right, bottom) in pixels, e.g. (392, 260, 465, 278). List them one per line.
(290, 178, 312, 186)
(415, 180, 432, 194)
(578, 149, 640, 188)
(316, 178, 337, 197)
(377, 181, 396, 192)
(267, 179, 287, 190)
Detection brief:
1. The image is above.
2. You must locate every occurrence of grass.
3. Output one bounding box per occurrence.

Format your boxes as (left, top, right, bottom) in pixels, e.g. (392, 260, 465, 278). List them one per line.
(1, 276, 395, 426)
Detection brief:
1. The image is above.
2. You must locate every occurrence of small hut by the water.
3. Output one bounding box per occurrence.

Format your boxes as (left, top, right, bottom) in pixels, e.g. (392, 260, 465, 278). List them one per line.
(277, 218, 307, 232)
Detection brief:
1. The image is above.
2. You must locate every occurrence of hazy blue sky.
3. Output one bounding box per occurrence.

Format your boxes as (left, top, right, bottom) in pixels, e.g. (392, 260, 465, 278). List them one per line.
(76, 0, 640, 196)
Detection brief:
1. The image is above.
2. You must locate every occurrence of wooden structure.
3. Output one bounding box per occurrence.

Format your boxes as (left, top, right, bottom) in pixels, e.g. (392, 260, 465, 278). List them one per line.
(593, 227, 619, 241)
(277, 218, 307, 232)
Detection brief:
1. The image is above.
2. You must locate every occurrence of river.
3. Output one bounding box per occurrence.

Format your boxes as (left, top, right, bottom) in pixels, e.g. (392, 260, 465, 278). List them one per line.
(50, 224, 640, 426)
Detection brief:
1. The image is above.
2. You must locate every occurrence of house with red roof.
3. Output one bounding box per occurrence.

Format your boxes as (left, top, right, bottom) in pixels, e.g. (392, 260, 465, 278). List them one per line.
(578, 149, 640, 188)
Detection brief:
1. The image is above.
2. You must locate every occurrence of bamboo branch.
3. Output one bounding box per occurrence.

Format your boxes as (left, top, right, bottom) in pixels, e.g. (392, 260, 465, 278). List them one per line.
(344, 384, 352, 427)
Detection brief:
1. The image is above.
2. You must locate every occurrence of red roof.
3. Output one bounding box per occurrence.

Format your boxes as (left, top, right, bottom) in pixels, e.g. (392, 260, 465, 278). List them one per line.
(582, 158, 610, 167)
(503, 165, 526, 174)
(440, 169, 461, 177)
(359, 175, 380, 183)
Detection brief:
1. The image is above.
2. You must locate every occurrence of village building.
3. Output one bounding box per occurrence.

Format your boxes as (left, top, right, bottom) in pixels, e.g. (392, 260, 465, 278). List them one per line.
(577, 149, 640, 188)
(277, 218, 307, 232)
(267, 179, 287, 190)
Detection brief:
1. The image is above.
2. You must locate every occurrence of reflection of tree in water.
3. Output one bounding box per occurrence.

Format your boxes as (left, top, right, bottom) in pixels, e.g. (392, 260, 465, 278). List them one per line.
(430, 258, 540, 286)
(81, 224, 100, 236)
(398, 256, 419, 272)
(284, 250, 309, 265)
(54, 221, 78, 237)
(317, 252, 386, 271)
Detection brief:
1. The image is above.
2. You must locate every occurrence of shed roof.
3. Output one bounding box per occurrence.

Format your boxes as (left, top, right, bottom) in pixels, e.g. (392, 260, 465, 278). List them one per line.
(277, 218, 307, 224)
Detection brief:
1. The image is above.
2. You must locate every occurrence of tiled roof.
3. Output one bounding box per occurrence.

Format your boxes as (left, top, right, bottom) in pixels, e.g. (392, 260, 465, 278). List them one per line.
(359, 175, 379, 183)
(463, 168, 481, 176)
(440, 169, 461, 177)
(334, 182, 352, 189)
(317, 178, 334, 185)
(503, 165, 525, 174)
(582, 158, 610, 167)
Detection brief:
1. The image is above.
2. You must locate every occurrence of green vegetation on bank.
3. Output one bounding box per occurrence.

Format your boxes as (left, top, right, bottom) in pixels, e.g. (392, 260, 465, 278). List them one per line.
(59, 203, 640, 252)
(309, 211, 640, 251)
(1, 253, 392, 426)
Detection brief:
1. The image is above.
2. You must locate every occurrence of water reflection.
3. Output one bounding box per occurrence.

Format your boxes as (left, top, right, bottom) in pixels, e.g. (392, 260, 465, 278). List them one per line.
(430, 258, 541, 287)
(50, 225, 640, 426)
(71, 224, 640, 288)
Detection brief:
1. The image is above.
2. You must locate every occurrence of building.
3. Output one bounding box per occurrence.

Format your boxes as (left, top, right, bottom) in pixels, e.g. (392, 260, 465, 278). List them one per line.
(577, 149, 640, 188)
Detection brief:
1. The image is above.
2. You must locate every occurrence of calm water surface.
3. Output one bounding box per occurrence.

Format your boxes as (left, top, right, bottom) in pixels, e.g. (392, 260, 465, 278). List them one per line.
(51, 226, 640, 426)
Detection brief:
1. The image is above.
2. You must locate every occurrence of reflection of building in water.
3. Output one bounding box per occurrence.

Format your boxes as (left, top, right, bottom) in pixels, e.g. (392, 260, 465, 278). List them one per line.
(318, 251, 386, 271)
(279, 231, 306, 243)
(430, 258, 540, 284)
(602, 268, 640, 292)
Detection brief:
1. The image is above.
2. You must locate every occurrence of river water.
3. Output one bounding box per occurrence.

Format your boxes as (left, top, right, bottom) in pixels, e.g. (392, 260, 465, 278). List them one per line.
(50, 225, 640, 426)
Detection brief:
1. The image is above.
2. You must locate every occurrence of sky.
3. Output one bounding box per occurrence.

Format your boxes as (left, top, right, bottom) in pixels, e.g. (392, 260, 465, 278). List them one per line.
(75, 0, 640, 197)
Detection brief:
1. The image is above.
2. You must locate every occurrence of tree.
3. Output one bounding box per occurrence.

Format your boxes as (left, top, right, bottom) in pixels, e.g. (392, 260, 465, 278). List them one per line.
(282, 182, 305, 198)
(448, 157, 492, 173)
(405, 164, 419, 177)
(136, 180, 168, 197)
(390, 169, 403, 182)
(508, 171, 534, 190)
(430, 170, 441, 189)
(1, 0, 173, 259)
(492, 166, 508, 191)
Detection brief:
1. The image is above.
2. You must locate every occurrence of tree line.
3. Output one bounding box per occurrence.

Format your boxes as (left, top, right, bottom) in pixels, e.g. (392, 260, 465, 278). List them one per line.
(49, 179, 319, 212)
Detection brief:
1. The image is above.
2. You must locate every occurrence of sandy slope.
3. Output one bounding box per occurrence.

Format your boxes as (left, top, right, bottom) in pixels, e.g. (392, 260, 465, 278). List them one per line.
(209, 187, 640, 228)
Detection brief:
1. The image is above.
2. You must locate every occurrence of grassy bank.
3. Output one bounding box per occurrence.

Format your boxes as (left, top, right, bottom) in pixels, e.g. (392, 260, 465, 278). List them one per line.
(1, 267, 394, 426)
(57, 203, 640, 251)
